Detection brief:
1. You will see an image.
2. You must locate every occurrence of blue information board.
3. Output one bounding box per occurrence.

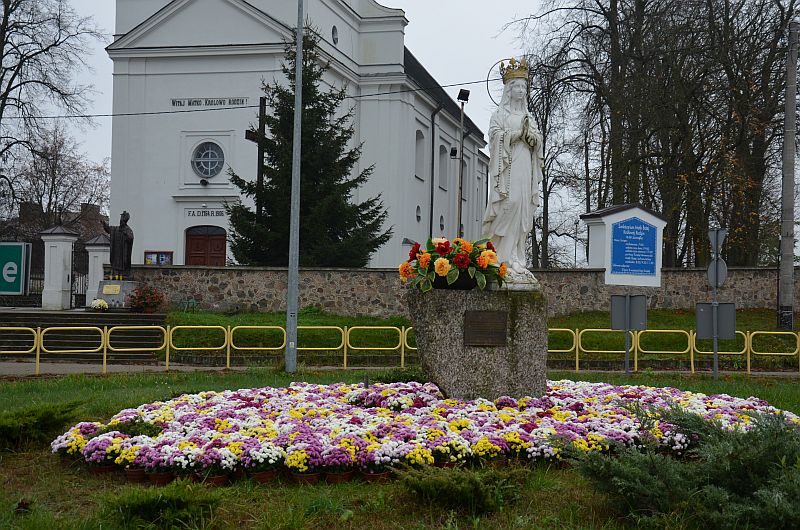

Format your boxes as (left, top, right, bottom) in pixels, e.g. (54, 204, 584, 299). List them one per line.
(611, 217, 657, 276)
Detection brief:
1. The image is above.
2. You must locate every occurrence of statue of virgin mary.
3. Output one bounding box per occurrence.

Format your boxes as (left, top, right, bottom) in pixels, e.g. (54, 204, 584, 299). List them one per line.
(481, 58, 544, 289)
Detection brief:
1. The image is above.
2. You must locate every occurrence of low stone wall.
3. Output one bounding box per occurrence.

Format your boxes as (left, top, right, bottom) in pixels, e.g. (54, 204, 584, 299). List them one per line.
(132, 265, 798, 318)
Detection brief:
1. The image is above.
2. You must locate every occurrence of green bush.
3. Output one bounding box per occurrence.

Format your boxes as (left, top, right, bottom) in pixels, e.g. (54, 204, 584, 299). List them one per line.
(400, 466, 528, 515)
(577, 411, 800, 529)
(0, 401, 82, 450)
(101, 479, 221, 529)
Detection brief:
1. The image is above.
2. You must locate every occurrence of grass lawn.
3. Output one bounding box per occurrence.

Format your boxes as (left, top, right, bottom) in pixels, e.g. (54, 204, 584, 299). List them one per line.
(1, 369, 799, 529)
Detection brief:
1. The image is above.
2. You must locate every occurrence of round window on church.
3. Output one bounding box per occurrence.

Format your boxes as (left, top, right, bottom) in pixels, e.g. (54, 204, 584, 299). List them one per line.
(191, 142, 225, 178)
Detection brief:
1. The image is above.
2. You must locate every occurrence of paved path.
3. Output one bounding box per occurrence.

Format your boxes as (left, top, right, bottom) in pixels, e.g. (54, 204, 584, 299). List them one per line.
(0, 360, 240, 377)
(1, 360, 798, 379)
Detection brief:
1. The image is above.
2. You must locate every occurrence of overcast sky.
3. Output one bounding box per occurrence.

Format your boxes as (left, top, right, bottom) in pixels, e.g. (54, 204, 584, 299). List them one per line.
(69, 0, 541, 164)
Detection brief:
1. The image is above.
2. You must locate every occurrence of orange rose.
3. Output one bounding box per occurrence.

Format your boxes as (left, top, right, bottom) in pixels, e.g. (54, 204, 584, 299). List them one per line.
(418, 252, 432, 269)
(460, 240, 473, 253)
(434, 257, 451, 277)
(499, 262, 508, 278)
(480, 249, 498, 265)
(477, 255, 490, 269)
(399, 262, 414, 281)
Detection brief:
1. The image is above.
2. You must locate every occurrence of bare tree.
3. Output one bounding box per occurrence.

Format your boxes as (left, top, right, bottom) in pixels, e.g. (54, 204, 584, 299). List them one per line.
(0, 0, 103, 169)
(7, 123, 108, 237)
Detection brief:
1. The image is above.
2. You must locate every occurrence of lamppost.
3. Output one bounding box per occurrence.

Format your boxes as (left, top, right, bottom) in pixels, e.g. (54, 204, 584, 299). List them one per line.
(456, 89, 470, 238)
(285, 0, 305, 373)
(574, 219, 580, 268)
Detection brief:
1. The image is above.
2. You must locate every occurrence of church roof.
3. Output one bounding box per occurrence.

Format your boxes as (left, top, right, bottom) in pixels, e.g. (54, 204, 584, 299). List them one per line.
(404, 48, 486, 144)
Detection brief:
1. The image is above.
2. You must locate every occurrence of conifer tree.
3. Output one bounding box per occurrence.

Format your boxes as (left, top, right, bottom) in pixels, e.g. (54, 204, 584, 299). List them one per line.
(227, 30, 392, 266)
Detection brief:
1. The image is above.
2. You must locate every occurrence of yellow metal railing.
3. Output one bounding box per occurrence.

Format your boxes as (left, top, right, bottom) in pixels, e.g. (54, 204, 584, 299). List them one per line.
(547, 328, 578, 371)
(576, 329, 636, 372)
(4, 324, 800, 376)
(345, 326, 403, 369)
(167, 325, 228, 370)
(690, 330, 748, 373)
(747, 331, 800, 374)
(635, 330, 692, 372)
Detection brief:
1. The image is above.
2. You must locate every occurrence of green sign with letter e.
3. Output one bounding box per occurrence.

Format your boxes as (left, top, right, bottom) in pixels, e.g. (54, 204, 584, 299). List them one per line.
(0, 243, 29, 295)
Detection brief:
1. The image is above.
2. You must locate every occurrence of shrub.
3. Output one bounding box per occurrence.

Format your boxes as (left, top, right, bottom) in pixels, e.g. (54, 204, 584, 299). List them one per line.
(129, 284, 166, 312)
(577, 411, 800, 529)
(400, 465, 528, 515)
(0, 401, 82, 450)
(101, 479, 221, 529)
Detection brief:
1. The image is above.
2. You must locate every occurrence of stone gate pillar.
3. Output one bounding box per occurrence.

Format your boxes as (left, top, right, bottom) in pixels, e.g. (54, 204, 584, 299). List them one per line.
(40, 226, 79, 310)
(84, 234, 110, 306)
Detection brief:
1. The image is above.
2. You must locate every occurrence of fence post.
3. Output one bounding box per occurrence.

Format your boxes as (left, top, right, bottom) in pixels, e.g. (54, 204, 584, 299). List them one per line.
(165, 325, 171, 371)
(575, 329, 580, 372)
(690, 331, 695, 374)
(400, 327, 405, 369)
(746, 331, 752, 375)
(342, 326, 348, 370)
(35, 327, 41, 376)
(633, 331, 639, 373)
(102, 326, 108, 375)
(226, 325, 231, 370)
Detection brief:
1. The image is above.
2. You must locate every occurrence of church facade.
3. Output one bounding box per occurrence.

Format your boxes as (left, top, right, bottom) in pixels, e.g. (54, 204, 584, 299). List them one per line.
(107, 0, 489, 268)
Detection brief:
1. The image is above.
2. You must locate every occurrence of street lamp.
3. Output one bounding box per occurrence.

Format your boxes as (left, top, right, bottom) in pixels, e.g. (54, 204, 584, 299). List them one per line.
(574, 219, 580, 267)
(457, 89, 470, 238)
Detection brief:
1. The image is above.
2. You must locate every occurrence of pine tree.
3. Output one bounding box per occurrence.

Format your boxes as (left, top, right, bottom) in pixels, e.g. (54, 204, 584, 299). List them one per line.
(227, 30, 392, 267)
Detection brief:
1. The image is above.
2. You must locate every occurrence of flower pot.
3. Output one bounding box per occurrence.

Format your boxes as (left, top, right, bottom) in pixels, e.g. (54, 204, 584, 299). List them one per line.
(89, 464, 117, 475)
(230, 468, 246, 481)
(291, 472, 321, 485)
(148, 471, 174, 486)
(250, 469, 279, 484)
(125, 468, 147, 483)
(433, 273, 478, 290)
(200, 474, 228, 486)
(360, 470, 390, 483)
(324, 470, 354, 484)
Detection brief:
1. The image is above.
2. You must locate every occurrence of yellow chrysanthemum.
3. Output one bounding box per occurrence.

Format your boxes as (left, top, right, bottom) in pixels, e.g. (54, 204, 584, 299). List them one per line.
(434, 258, 451, 277)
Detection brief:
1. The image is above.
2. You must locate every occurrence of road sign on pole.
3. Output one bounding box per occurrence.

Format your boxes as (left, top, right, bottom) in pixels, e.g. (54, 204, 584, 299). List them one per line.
(611, 294, 648, 374)
(0, 243, 29, 295)
(706, 227, 729, 380)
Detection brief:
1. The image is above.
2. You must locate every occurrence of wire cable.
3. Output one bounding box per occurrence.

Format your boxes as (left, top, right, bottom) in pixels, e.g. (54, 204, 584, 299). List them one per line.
(4, 77, 503, 120)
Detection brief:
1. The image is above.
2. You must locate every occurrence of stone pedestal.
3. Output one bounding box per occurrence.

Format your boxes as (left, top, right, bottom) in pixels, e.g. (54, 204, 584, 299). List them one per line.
(85, 235, 110, 306)
(405, 289, 548, 400)
(97, 280, 140, 310)
(40, 226, 79, 310)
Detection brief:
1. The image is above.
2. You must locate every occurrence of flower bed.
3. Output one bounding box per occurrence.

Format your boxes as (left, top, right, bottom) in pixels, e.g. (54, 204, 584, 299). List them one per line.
(52, 381, 800, 478)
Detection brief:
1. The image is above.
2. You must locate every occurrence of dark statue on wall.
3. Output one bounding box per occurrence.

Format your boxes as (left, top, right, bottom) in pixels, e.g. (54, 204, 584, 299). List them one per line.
(104, 211, 134, 279)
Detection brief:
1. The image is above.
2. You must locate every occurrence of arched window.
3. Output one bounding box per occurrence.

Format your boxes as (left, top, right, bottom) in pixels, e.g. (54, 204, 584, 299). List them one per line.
(415, 130, 425, 181)
(438, 145, 449, 190)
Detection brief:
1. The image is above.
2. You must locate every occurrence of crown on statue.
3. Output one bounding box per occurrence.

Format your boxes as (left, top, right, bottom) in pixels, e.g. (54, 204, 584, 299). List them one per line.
(500, 57, 529, 84)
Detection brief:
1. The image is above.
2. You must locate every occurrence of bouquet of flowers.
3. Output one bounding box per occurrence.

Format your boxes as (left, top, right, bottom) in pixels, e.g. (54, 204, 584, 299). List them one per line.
(90, 299, 109, 312)
(399, 237, 508, 292)
(128, 285, 166, 312)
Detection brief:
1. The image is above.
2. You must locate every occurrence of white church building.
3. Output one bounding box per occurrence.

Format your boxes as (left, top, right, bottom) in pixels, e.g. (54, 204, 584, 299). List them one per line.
(107, 0, 489, 268)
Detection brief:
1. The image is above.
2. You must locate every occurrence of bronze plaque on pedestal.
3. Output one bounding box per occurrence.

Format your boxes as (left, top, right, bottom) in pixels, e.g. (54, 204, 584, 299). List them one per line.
(463, 311, 508, 346)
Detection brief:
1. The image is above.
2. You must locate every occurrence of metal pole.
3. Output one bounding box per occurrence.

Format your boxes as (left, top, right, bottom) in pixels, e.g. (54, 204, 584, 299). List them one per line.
(457, 102, 465, 238)
(779, 20, 798, 330)
(256, 96, 267, 222)
(574, 220, 579, 267)
(624, 294, 631, 374)
(285, 0, 304, 374)
(712, 229, 719, 380)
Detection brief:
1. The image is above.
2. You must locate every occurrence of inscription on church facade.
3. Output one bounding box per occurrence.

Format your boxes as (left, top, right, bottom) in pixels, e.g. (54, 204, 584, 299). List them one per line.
(170, 97, 249, 107)
(185, 209, 225, 218)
